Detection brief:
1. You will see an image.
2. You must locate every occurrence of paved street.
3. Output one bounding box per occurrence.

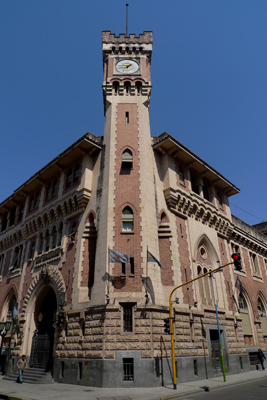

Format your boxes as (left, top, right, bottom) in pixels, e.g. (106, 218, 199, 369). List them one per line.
(178, 375, 267, 400)
(0, 369, 267, 400)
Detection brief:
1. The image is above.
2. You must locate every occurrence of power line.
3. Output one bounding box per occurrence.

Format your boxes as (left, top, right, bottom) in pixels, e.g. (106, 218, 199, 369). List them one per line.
(230, 202, 262, 222)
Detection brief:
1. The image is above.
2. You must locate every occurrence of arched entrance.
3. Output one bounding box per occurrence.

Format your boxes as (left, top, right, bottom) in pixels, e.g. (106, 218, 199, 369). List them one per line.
(29, 286, 57, 371)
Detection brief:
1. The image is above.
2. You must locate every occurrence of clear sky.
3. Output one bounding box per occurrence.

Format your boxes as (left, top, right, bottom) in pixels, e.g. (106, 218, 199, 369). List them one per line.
(1, 0, 266, 226)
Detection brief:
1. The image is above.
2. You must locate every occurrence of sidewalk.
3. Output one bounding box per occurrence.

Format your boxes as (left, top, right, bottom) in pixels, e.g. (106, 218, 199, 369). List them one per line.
(0, 369, 266, 400)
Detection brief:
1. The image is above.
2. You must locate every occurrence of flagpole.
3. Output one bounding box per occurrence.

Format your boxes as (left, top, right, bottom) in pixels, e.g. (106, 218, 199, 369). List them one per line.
(146, 246, 148, 296)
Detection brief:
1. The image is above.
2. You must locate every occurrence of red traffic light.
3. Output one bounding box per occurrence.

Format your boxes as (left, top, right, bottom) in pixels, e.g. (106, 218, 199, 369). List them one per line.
(231, 253, 242, 271)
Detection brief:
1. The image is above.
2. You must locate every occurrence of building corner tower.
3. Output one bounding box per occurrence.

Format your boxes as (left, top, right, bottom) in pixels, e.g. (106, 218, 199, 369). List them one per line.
(97, 31, 163, 306)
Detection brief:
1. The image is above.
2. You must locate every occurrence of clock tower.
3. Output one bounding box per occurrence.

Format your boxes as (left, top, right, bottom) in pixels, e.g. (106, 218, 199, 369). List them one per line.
(94, 31, 162, 304)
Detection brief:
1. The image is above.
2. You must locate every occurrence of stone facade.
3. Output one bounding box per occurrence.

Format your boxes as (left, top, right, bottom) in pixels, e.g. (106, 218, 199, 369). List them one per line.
(0, 29, 267, 387)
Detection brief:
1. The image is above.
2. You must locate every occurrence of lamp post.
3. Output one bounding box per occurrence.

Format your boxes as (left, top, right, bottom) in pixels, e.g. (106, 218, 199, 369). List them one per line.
(0, 320, 12, 373)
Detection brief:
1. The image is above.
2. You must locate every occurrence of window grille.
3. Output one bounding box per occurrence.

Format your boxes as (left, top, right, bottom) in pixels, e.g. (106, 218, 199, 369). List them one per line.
(123, 358, 134, 381)
(123, 305, 133, 332)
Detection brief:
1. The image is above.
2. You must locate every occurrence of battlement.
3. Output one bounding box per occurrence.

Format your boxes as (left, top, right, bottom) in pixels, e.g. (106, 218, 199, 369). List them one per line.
(102, 31, 153, 45)
(102, 31, 153, 57)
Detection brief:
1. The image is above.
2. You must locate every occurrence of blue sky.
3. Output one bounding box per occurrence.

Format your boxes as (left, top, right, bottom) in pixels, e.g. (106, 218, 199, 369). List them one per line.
(1, 0, 266, 226)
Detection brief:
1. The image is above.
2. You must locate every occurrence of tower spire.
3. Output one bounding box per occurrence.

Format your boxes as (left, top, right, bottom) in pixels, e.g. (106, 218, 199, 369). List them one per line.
(126, 4, 129, 37)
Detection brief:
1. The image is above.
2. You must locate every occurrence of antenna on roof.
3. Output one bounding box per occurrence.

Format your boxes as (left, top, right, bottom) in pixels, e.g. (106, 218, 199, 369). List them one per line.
(126, 4, 129, 37)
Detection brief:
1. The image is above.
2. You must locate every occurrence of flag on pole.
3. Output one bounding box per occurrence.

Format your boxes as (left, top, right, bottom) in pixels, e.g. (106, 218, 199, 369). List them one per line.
(108, 248, 130, 264)
(235, 276, 244, 293)
(147, 249, 163, 268)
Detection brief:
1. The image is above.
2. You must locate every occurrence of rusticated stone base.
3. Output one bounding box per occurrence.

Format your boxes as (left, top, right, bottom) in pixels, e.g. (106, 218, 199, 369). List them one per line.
(52, 351, 251, 388)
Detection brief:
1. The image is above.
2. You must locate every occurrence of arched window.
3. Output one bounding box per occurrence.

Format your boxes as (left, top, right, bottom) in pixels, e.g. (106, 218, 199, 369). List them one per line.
(258, 298, 267, 336)
(122, 149, 133, 169)
(238, 294, 252, 336)
(73, 163, 80, 184)
(122, 206, 134, 232)
(178, 166, 185, 185)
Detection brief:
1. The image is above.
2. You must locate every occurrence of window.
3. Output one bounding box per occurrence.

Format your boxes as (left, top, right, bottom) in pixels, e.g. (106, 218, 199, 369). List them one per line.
(66, 164, 80, 189)
(218, 192, 223, 208)
(122, 206, 134, 232)
(124, 81, 131, 94)
(10, 245, 23, 270)
(130, 257, 134, 275)
(17, 204, 24, 223)
(190, 171, 199, 195)
(52, 178, 58, 198)
(57, 223, 63, 247)
(45, 231, 50, 252)
(9, 207, 17, 227)
(123, 305, 133, 332)
(29, 241, 35, 259)
(136, 81, 142, 94)
(250, 252, 260, 276)
(66, 169, 72, 189)
(70, 222, 77, 241)
(28, 192, 39, 213)
(121, 263, 126, 275)
(28, 195, 35, 212)
(113, 81, 119, 94)
(52, 227, 57, 249)
(0, 254, 5, 275)
(202, 181, 209, 201)
(38, 233, 44, 254)
(178, 166, 185, 185)
(46, 182, 52, 201)
(123, 358, 134, 381)
(258, 299, 267, 335)
(1, 213, 8, 232)
(238, 294, 252, 335)
(125, 111, 129, 124)
(73, 164, 80, 183)
(122, 149, 133, 169)
(33, 191, 40, 209)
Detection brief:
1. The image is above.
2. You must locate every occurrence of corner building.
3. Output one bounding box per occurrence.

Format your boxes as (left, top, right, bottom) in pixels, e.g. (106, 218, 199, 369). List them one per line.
(1, 30, 267, 387)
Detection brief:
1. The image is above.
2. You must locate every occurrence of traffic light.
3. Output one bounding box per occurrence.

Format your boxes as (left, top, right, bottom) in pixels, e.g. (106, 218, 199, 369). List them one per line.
(164, 318, 170, 334)
(231, 253, 242, 271)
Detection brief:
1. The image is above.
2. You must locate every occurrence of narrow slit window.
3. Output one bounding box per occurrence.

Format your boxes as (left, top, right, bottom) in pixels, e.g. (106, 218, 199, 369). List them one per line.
(121, 262, 126, 275)
(130, 257, 134, 275)
(125, 111, 129, 124)
(123, 305, 133, 332)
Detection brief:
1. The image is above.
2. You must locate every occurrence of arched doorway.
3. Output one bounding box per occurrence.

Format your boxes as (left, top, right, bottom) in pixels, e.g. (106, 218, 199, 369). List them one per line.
(29, 286, 57, 371)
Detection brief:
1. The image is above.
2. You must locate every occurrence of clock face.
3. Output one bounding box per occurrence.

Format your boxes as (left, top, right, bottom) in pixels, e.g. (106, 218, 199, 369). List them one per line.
(116, 59, 139, 74)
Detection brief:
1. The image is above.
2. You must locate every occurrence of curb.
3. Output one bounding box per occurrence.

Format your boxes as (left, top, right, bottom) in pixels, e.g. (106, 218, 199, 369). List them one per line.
(0, 395, 32, 400)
